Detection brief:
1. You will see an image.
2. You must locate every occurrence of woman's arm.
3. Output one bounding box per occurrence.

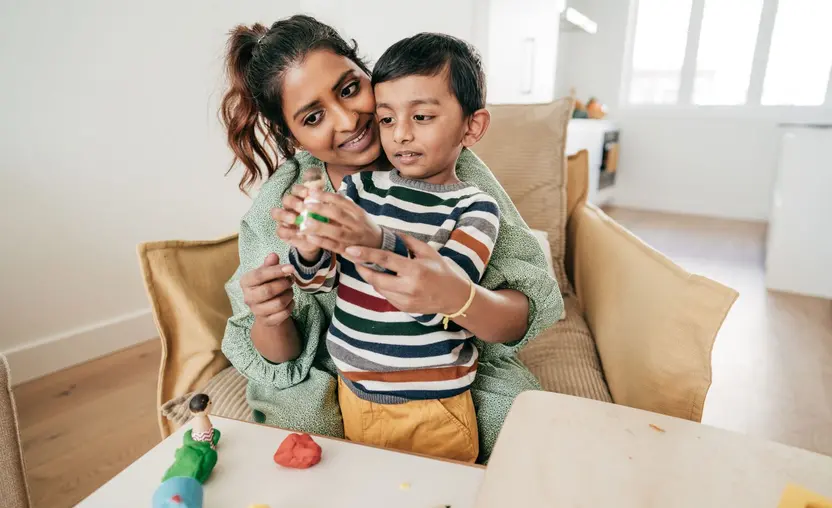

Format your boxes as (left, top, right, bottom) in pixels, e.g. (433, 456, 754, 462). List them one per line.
(221, 153, 331, 388)
(251, 317, 301, 363)
(452, 286, 530, 343)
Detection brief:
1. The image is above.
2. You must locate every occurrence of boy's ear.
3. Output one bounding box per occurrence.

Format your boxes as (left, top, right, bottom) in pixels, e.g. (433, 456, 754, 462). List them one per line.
(461, 109, 491, 148)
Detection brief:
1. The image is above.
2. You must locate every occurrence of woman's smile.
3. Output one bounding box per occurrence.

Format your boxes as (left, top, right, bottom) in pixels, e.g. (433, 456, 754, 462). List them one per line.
(338, 118, 376, 153)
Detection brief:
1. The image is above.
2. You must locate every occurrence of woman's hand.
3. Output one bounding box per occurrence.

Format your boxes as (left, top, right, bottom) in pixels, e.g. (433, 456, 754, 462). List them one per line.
(299, 189, 383, 254)
(240, 253, 296, 327)
(271, 185, 321, 260)
(342, 234, 470, 315)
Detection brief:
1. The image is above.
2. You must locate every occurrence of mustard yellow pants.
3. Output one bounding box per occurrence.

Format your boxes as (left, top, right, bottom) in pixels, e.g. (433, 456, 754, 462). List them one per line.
(337, 377, 479, 463)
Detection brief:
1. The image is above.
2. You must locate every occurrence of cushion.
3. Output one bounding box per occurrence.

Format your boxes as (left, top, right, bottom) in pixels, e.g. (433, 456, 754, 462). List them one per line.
(138, 235, 240, 436)
(528, 229, 556, 279)
(473, 98, 574, 291)
(569, 204, 738, 421)
(518, 296, 612, 402)
(161, 366, 251, 428)
(0, 354, 31, 508)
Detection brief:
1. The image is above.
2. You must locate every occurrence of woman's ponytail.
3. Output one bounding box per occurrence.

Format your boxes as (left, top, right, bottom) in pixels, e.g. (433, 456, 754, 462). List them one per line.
(220, 23, 276, 193)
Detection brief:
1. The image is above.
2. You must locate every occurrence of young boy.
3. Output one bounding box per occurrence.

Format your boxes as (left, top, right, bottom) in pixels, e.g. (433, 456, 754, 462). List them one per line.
(288, 33, 496, 463)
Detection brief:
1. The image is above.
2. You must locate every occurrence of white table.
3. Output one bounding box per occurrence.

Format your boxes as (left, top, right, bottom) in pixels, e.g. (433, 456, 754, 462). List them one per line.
(78, 416, 484, 507)
(476, 391, 832, 507)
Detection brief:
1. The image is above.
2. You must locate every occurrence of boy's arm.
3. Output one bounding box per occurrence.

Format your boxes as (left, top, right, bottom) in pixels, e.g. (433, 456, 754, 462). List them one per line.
(409, 194, 501, 327)
(288, 247, 338, 293)
(340, 173, 409, 271)
(287, 173, 364, 293)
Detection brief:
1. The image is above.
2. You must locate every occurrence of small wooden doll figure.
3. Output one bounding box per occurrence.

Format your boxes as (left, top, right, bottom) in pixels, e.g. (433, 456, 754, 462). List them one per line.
(162, 393, 220, 484)
(189, 394, 215, 449)
(295, 166, 329, 231)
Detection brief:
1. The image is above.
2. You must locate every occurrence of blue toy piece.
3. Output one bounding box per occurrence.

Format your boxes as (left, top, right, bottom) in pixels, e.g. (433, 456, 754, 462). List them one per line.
(152, 476, 204, 508)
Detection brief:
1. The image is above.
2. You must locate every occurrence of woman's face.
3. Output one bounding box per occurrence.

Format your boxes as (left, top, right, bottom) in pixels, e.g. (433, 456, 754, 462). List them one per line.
(281, 49, 381, 168)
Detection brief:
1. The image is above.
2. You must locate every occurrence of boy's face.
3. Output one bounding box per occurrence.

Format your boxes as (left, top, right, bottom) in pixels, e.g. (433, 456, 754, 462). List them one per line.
(374, 70, 468, 183)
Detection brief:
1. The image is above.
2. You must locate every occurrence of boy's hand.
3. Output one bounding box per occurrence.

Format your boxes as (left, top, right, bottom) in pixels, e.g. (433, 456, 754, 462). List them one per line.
(298, 189, 383, 254)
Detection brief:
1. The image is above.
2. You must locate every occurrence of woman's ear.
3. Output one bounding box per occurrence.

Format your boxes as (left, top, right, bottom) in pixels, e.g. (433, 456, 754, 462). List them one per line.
(461, 109, 491, 148)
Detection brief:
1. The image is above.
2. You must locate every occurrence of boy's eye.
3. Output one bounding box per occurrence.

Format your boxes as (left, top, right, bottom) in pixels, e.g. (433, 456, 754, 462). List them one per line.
(341, 81, 359, 98)
(379, 117, 394, 125)
(414, 114, 434, 121)
(304, 111, 324, 126)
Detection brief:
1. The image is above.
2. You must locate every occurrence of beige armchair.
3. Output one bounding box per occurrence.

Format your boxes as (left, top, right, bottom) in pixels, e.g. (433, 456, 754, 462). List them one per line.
(139, 100, 737, 437)
(0, 354, 32, 508)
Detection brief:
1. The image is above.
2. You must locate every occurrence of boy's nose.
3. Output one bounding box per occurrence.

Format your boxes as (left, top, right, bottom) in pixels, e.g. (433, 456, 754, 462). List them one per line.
(393, 121, 413, 144)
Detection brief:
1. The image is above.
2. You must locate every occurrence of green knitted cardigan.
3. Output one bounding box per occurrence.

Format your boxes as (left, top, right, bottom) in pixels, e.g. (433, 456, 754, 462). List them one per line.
(221, 148, 564, 462)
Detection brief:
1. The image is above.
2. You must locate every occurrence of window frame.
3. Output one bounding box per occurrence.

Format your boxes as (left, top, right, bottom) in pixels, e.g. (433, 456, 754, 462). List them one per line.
(619, 0, 832, 114)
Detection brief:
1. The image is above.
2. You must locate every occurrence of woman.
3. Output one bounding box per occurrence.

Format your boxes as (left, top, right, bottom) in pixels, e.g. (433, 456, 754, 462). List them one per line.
(219, 15, 563, 462)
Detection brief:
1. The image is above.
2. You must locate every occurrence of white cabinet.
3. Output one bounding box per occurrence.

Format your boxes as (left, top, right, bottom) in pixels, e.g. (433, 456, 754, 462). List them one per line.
(765, 125, 832, 299)
(298, 0, 563, 105)
(566, 119, 619, 205)
(484, 0, 564, 104)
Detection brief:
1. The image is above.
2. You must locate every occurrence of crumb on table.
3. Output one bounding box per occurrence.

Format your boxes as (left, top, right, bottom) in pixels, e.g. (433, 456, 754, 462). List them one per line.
(649, 424, 666, 433)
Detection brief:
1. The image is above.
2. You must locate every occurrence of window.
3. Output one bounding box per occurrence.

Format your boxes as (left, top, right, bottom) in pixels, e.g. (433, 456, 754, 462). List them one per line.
(761, 0, 832, 105)
(627, 0, 693, 105)
(625, 0, 832, 107)
(693, 0, 764, 105)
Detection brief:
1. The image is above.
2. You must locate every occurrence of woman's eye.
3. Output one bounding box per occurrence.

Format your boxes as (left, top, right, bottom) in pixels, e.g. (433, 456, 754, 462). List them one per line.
(305, 111, 323, 126)
(414, 114, 433, 121)
(379, 117, 394, 125)
(341, 81, 359, 98)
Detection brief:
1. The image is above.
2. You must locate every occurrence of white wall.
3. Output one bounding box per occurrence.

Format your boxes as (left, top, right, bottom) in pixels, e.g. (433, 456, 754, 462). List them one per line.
(0, 0, 302, 383)
(0, 0, 506, 383)
(557, 0, 832, 222)
(299, 0, 478, 66)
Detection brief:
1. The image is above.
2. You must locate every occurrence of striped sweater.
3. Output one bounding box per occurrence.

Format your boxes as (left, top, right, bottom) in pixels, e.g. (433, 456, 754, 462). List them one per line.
(289, 169, 500, 404)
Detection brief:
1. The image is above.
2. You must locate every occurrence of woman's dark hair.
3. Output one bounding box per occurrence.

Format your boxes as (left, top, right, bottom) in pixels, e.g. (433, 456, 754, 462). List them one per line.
(189, 393, 210, 413)
(220, 15, 370, 192)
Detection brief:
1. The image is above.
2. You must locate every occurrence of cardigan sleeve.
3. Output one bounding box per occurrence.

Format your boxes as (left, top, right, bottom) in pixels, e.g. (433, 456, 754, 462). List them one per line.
(221, 157, 330, 389)
(455, 149, 565, 361)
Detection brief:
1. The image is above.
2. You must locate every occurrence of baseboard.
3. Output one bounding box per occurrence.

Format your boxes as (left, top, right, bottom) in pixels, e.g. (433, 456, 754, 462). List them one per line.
(608, 199, 770, 224)
(3, 309, 158, 386)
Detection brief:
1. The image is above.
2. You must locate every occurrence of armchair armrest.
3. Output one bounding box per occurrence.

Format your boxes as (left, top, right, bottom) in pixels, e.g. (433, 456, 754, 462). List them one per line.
(567, 204, 738, 421)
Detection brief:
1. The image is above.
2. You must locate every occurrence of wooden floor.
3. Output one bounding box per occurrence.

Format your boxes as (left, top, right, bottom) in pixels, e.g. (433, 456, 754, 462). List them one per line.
(606, 207, 832, 457)
(14, 339, 161, 508)
(11, 208, 832, 507)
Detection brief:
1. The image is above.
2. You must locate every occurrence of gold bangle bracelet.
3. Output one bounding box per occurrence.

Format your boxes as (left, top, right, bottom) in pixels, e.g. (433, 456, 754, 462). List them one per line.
(442, 281, 477, 330)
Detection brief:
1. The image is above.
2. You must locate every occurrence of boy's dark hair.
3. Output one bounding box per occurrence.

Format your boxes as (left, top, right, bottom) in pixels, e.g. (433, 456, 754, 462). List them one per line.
(372, 33, 486, 117)
(220, 15, 370, 192)
(189, 393, 210, 413)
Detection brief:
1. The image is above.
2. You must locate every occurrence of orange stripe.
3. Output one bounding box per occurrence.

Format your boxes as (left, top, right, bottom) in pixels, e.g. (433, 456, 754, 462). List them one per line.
(449, 229, 490, 265)
(295, 254, 336, 288)
(340, 362, 478, 383)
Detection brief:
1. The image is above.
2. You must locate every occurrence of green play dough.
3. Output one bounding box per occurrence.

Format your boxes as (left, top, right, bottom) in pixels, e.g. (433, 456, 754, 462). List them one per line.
(162, 429, 221, 484)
